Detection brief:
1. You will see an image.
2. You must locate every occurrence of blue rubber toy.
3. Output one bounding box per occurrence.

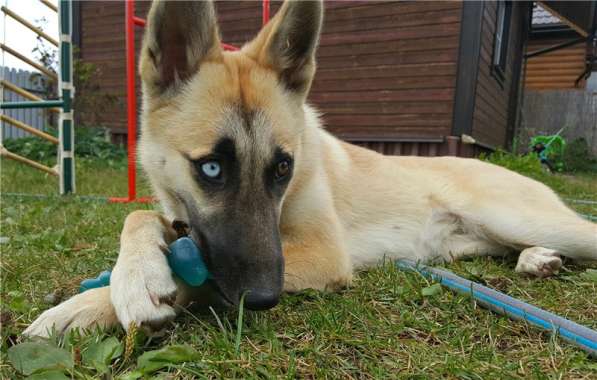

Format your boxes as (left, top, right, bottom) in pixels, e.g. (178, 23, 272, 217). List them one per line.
(80, 270, 112, 293)
(79, 237, 210, 292)
(167, 237, 211, 286)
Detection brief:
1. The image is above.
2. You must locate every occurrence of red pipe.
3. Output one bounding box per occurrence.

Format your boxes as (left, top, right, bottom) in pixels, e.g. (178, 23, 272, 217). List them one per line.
(125, 0, 136, 202)
(133, 16, 146, 27)
(222, 43, 239, 51)
(262, 0, 270, 25)
(109, 196, 154, 204)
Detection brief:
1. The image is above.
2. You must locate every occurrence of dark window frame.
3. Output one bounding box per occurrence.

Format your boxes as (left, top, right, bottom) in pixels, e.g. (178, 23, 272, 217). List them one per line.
(491, 1, 513, 83)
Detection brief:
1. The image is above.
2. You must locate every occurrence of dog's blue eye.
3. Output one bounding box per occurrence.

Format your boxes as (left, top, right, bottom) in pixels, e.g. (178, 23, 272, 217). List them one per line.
(201, 161, 221, 178)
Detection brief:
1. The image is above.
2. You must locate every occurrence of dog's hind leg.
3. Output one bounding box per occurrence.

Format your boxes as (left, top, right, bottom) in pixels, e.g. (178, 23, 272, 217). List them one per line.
(23, 287, 118, 338)
(509, 216, 595, 277)
(464, 204, 596, 276)
(485, 208, 596, 260)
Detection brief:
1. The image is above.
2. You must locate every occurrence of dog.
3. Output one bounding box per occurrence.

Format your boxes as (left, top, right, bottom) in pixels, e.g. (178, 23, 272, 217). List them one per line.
(24, 0, 597, 337)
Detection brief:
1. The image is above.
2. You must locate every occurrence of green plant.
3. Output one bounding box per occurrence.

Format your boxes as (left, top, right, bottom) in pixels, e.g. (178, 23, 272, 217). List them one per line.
(480, 150, 546, 178)
(72, 127, 126, 161)
(2, 127, 126, 165)
(562, 138, 597, 173)
(2, 136, 57, 164)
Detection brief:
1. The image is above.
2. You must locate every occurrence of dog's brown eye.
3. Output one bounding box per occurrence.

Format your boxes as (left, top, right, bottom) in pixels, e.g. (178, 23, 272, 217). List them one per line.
(275, 160, 291, 180)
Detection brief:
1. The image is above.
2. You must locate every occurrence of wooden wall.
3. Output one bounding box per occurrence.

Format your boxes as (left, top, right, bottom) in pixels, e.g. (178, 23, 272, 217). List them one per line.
(470, 1, 528, 149)
(217, 1, 463, 143)
(77, 1, 151, 136)
(310, 1, 462, 141)
(78, 1, 487, 155)
(525, 37, 586, 90)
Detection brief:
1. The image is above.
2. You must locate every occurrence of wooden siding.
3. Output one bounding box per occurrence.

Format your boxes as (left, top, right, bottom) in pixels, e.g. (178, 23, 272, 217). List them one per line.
(78, 1, 462, 148)
(218, 0, 463, 141)
(77, 1, 151, 134)
(470, 2, 528, 149)
(525, 38, 586, 90)
(350, 138, 490, 158)
(313, 1, 462, 141)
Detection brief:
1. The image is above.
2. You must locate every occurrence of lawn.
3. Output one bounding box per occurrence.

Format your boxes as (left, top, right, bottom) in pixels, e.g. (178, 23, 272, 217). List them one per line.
(1, 156, 596, 379)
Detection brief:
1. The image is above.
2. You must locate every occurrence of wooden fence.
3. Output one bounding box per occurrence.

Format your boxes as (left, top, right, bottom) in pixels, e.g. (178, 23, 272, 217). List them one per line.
(521, 90, 597, 155)
(1, 67, 50, 140)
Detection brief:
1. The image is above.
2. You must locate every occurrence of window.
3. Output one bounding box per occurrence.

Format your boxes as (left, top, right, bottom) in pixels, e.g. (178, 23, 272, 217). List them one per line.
(492, 1, 512, 81)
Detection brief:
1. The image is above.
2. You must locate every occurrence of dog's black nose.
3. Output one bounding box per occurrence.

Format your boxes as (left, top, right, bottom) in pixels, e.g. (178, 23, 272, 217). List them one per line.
(243, 289, 279, 310)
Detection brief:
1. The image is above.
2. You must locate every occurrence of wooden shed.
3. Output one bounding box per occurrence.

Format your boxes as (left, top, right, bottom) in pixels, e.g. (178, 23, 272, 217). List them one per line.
(76, 1, 534, 157)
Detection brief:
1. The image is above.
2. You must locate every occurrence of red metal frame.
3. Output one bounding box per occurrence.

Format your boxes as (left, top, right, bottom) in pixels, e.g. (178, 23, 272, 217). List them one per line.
(262, 0, 270, 26)
(111, 0, 270, 203)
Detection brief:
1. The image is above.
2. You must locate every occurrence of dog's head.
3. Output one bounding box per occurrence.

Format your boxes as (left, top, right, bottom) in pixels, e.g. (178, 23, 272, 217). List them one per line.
(138, 0, 323, 310)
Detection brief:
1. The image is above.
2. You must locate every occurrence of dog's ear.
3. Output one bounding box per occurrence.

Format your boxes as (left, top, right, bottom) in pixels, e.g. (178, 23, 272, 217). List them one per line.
(244, 0, 323, 99)
(140, 0, 221, 96)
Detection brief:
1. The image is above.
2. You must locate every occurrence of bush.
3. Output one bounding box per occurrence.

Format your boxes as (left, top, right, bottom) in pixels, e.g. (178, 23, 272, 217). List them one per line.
(73, 127, 126, 161)
(480, 150, 546, 178)
(484, 137, 597, 176)
(562, 138, 597, 173)
(2, 127, 126, 165)
(2, 135, 57, 164)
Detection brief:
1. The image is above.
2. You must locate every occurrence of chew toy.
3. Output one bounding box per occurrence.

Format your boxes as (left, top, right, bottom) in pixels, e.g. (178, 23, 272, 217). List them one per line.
(79, 270, 112, 292)
(79, 236, 209, 292)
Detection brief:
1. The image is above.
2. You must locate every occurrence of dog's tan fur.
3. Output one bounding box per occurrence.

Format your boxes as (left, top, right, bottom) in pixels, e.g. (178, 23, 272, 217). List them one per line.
(25, 0, 596, 338)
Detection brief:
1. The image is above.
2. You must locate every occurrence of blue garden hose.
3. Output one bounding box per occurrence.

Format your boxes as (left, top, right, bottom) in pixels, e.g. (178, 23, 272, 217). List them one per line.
(396, 259, 597, 358)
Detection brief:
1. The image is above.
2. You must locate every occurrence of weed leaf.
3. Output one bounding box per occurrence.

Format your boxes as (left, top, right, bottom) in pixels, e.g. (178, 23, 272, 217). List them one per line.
(8, 341, 73, 375)
(421, 283, 442, 297)
(82, 336, 123, 374)
(25, 369, 70, 380)
(117, 370, 143, 380)
(137, 344, 199, 374)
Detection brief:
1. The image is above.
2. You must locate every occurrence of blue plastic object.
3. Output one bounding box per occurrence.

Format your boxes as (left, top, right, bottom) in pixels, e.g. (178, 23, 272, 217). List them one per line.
(79, 270, 112, 293)
(167, 237, 211, 286)
(79, 237, 210, 292)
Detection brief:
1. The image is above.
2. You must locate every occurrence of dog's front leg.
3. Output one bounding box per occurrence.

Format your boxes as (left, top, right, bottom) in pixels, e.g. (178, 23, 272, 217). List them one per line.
(24, 211, 181, 338)
(110, 210, 191, 332)
(281, 224, 354, 293)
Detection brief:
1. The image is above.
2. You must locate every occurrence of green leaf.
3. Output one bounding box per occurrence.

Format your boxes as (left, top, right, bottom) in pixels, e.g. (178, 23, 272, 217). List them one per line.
(26, 369, 70, 380)
(421, 283, 443, 297)
(8, 342, 73, 375)
(117, 370, 143, 380)
(82, 336, 123, 374)
(137, 344, 199, 374)
(7, 290, 30, 313)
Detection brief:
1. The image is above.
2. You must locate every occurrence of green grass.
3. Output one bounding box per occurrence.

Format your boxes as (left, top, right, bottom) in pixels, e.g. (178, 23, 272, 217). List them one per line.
(1, 155, 596, 379)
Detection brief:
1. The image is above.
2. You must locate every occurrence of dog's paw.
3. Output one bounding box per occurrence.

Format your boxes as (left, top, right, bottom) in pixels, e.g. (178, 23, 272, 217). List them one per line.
(515, 247, 562, 278)
(23, 287, 117, 338)
(110, 247, 178, 334)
